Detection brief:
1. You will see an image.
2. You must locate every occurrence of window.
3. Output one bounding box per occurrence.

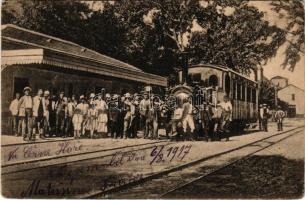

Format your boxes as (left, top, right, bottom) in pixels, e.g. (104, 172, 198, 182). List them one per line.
(225, 75, 231, 95)
(190, 73, 201, 83)
(292, 94, 295, 101)
(208, 75, 218, 87)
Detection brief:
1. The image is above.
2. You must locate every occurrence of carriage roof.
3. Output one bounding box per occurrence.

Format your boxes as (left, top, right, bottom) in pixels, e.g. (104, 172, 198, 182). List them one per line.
(187, 64, 257, 84)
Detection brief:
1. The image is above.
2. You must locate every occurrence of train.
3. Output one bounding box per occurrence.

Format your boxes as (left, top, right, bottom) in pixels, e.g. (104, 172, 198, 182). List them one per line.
(167, 63, 261, 132)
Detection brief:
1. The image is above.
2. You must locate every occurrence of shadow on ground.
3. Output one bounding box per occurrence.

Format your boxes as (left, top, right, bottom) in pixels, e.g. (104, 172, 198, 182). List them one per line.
(165, 155, 304, 199)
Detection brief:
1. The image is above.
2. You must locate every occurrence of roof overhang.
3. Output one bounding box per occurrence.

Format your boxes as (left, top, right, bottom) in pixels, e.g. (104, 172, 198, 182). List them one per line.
(1, 48, 167, 87)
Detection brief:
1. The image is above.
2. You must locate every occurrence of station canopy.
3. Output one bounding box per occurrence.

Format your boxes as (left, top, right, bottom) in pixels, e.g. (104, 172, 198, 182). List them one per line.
(1, 24, 167, 87)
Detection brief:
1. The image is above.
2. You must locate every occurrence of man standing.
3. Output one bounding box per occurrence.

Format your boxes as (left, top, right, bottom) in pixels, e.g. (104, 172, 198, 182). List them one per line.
(261, 104, 269, 132)
(219, 95, 232, 141)
(139, 92, 151, 138)
(18, 87, 33, 141)
(275, 106, 285, 131)
(9, 93, 20, 136)
(33, 89, 44, 139)
(55, 91, 66, 137)
(181, 98, 195, 140)
(42, 90, 50, 137)
(123, 93, 135, 139)
(259, 104, 264, 131)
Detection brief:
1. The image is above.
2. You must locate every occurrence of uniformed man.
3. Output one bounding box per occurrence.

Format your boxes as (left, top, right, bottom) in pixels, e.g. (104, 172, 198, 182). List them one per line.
(9, 93, 20, 136)
(275, 106, 285, 131)
(18, 87, 33, 141)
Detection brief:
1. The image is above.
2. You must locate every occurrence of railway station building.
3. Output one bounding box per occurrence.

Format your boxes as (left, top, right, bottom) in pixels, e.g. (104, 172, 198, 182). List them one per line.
(1, 24, 167, 134)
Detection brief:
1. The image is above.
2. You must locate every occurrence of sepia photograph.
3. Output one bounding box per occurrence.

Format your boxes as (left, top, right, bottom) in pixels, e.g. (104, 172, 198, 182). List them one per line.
(1, 0, 304, 199)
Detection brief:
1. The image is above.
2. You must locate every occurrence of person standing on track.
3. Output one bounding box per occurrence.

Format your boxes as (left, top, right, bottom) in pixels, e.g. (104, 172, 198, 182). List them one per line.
(275, 106, 285, 131)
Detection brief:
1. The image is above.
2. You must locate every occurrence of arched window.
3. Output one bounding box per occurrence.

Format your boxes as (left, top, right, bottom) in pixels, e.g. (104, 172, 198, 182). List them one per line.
(225, 74, 231, 95)
(208, 75, 218, 87)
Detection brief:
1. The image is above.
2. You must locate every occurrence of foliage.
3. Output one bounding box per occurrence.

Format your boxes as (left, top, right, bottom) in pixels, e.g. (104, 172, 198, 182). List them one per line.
(1, 0, 300, 76)
(271, 0, 305, 72)
(259, 79, 289, 110)
(190, 1, 286, 74)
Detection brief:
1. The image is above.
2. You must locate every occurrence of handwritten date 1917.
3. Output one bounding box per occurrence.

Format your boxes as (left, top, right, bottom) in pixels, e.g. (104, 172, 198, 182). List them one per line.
(150, 144, 192, 165)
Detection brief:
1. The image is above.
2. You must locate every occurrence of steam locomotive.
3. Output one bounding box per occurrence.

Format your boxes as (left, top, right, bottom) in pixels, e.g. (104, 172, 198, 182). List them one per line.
(168, 63, 260, 132)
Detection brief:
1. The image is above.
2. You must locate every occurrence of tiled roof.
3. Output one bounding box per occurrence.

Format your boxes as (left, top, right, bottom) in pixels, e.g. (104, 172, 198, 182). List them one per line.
(1, 24, 142, 72)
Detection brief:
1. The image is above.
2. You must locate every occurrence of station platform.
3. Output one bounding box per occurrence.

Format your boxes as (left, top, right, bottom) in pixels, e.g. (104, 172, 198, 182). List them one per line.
(1, 119, 304, 172)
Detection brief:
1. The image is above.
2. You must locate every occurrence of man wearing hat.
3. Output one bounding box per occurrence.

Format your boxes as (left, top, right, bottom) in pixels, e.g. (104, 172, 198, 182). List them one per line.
(18, 86, 33, 141)
(275, 106, 285, 131)
(42, 90, 50, 137)
(32, 89, 44, 140)
(139, 92, 151, 138)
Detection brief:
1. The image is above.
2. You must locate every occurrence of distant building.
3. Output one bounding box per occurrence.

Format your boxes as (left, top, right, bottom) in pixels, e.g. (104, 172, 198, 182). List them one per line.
(1, 24, 167, 134)
(278, 84, 305, 117)
(270, 76, 288, 89)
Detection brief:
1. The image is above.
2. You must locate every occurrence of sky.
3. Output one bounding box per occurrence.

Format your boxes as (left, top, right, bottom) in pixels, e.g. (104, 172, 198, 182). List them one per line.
(249, 1, 305, 90)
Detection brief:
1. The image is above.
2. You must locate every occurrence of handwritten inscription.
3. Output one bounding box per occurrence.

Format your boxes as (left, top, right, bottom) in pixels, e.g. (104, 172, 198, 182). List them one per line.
(6, 141, 83, 161)
(150, 144, 192, 165)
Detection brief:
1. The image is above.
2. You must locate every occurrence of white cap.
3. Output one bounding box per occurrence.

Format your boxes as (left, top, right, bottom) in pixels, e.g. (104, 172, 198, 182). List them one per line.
(80, 95, 85, 99)
(105, 93, 111, 98)
(89, 93, 95, 98)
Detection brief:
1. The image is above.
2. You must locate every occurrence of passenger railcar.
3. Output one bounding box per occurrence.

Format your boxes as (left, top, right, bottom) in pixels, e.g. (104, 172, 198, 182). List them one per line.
(171, 64, 260, 130)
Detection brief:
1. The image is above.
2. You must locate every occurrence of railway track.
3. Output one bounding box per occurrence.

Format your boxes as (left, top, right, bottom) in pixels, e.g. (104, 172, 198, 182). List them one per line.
(82, 126, 304, 199)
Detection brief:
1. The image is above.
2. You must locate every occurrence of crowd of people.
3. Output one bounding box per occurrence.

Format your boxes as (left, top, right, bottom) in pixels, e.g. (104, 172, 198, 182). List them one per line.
(9, 86, 285, 142)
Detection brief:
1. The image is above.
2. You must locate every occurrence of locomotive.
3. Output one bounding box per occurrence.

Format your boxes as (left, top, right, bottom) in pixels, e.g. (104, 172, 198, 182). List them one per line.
(168, 63, 261, 132)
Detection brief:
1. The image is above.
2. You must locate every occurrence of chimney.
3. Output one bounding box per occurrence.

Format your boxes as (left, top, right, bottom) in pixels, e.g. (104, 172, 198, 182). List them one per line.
(181, 51, 189, 85)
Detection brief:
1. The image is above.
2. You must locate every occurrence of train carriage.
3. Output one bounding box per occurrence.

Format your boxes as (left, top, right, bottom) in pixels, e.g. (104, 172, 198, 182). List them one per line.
(172, 64, 260, 131)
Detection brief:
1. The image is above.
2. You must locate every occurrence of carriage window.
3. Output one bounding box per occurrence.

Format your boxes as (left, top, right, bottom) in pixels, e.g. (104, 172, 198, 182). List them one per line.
(208, 75, 218, 87)
(241, 84, 245, 101)
(190, 73, 201, 83)
(225, 75, 230, 95)
(237, 83, 241, 100)
(247, 86, 251, 102)
(252, 88, 256, 103)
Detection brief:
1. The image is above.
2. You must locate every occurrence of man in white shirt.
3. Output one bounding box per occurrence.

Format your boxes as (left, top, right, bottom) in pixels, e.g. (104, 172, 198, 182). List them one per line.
(9, 93, 20, 136)
(181, 98, 195, 140)
(18, 87, 33, 141)
(32, 89, 44, 139)
(219, 95, 232, 141)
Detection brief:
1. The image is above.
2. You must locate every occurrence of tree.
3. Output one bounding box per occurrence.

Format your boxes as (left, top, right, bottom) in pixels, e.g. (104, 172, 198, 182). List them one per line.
(271, 0, 304, 72)
(189, 1, 286, 74)
(106, 0, 287, 76)
(1, 0, 126, 59)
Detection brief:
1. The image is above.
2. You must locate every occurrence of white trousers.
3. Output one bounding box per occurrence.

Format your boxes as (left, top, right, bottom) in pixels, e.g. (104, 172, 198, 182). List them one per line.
(182, 114, 195, 132)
